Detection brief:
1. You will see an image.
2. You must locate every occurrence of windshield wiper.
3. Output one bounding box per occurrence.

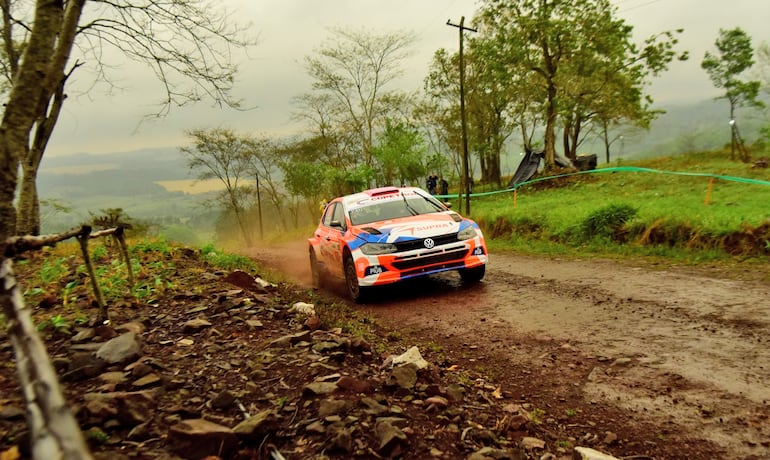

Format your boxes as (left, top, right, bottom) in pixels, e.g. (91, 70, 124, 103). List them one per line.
(401, 191, 419, 216)
(413, 190, 445, 212)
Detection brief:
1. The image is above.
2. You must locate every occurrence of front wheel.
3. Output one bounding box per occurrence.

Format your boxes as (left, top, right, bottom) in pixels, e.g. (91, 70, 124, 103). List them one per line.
(459, 264, 486, 283)
(344, 253, 368, 303)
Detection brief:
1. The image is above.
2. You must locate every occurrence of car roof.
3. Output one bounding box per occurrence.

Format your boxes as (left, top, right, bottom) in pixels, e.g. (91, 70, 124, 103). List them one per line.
(340, 186, 424, 209)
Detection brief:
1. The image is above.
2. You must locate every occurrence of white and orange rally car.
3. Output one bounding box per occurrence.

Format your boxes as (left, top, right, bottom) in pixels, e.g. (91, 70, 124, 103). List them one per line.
(308, 186, 488, 302)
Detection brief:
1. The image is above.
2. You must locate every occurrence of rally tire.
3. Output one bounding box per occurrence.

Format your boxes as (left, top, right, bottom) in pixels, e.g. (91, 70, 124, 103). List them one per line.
(344, 253, 368, 303)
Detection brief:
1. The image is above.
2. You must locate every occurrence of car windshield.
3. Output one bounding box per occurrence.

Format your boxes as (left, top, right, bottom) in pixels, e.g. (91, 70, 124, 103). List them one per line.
(349, 195, 445, 226)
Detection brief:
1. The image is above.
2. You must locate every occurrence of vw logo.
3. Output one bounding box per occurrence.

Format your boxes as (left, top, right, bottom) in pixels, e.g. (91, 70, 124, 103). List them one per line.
(423, 238, 435, 249)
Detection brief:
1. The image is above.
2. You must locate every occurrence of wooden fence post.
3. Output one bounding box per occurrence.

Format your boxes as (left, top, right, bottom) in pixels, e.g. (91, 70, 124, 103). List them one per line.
(76, 226, 108, 324)
(114, 225, 134, 290)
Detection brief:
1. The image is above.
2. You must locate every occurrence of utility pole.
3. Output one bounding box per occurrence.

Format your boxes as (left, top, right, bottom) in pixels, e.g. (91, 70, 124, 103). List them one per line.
(447, 16, 476, 215)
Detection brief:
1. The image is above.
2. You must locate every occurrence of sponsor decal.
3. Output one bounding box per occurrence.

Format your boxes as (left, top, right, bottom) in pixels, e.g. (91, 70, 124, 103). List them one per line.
(383, 220, 454, 237)
(365, 265, 385, 276)
(414, 222, 452, 232)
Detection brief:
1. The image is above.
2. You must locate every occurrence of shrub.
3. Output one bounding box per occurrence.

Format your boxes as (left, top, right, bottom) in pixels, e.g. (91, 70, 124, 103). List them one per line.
(580, 203, 638, 240)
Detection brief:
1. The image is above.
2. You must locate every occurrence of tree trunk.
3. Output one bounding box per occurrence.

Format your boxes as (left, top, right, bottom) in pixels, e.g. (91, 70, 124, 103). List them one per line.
(562, 122, 571, 161)
(490, 135, 503, 187)
(0, 0, 84, 242)
(0, 142, 18, 241)
(0, 0, 58, 240)
(17, 74, 69, 236)
(479, 149, 488, 184)
(228, 191, 253, 247)
(234, 207, 253, 247)
(543, 84, 558, 171)
(569, 115, 582, 161)
(17, 156, 41, 236)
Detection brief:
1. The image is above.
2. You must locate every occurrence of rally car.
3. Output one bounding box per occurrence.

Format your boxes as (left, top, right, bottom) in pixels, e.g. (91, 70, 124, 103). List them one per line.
(308, 186, 488, 302)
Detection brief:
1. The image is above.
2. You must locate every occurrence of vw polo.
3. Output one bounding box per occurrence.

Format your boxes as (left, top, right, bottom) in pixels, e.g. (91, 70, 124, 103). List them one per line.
(308, 186, 488, 302)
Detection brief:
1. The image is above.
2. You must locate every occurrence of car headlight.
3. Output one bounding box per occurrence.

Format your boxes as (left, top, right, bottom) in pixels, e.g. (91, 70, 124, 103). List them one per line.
(457, 226, 478, 241)
(360, 242, 398, 255)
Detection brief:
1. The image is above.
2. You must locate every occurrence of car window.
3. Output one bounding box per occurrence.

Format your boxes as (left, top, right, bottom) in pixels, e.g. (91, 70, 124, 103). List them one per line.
(406, 196, 443, 214)
(349, 204, 383, 225)
(332, 203, 346, 230)
(321, 202, 335, 227)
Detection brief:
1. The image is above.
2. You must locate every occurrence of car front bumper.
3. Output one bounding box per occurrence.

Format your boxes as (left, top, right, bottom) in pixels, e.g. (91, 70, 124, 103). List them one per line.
(352, 237, 488, 287)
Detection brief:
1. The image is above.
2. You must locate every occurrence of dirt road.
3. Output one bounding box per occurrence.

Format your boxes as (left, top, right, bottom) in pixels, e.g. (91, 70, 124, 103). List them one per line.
(248, 241, 770, 459)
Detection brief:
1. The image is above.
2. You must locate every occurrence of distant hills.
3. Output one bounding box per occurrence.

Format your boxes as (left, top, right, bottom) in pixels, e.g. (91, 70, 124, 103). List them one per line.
(627, 98, 766, 158)
(40, 148, 188, 198)
(38, 147, 206, 233)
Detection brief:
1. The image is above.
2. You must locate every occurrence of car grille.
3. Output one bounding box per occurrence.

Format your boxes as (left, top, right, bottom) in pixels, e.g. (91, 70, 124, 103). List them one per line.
(391, 247, 469, 272)
(393, 233, 459, 252)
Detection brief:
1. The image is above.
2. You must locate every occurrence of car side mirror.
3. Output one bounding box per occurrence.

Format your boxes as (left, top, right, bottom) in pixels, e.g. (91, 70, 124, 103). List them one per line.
(443, 202, 452, 209)
(331, 220, 344, 229)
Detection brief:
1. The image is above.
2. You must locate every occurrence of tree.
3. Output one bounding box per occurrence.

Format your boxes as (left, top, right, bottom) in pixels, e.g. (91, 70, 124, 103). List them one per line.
(426, 42, 517, 187)
(422, 49, 466, 181)
(474, 0, 684, 171)
(2, 0, 254, 236)
(702, 28, 764, 162)
(180, 128, 255, 247)
(372, 119, 426, 186)
(464, 40, 517, 185)
(280, 155, 329, 222)
(302, 27, 416, 170)
(0, 3, 249, 455)
(290, 92, 358, 170)
(0, 6, 90, 456)
(243, 136, 289, 233)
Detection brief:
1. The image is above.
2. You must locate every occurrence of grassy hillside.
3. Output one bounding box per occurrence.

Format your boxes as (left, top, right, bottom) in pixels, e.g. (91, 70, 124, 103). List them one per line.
(467, 149, 770, 263)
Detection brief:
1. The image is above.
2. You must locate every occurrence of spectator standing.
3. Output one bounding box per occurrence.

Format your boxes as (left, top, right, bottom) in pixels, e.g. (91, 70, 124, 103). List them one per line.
(439, 177, 448, 195)
(426, 175, 437, 194)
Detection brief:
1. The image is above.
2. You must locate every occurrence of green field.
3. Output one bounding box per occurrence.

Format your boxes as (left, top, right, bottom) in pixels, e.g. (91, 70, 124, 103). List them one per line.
(457, 150, 770, 263)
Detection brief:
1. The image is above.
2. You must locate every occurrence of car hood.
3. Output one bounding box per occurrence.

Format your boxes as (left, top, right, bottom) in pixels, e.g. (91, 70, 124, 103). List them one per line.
(351, 212, 466, 244)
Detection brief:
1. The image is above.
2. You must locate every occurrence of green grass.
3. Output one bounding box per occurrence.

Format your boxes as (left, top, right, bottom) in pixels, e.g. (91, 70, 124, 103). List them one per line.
(201, 243, 258, 271)
(468, 150, 770, 263)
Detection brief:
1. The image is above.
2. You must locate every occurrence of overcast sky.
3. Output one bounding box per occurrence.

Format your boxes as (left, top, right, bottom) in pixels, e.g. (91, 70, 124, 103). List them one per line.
(45, 0, 770, 157)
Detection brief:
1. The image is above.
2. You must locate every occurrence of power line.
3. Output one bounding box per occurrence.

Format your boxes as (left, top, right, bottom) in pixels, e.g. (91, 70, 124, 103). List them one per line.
(617, 0, 662, 13)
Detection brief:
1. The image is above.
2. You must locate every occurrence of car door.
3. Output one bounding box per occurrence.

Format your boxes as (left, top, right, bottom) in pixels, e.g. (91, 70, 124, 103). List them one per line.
(315, 201, 347, 278)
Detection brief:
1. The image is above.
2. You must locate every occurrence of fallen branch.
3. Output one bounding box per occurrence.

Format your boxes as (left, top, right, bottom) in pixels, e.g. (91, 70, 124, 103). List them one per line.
(3, 226, 86, 258)
(1, 258, 93, 459)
